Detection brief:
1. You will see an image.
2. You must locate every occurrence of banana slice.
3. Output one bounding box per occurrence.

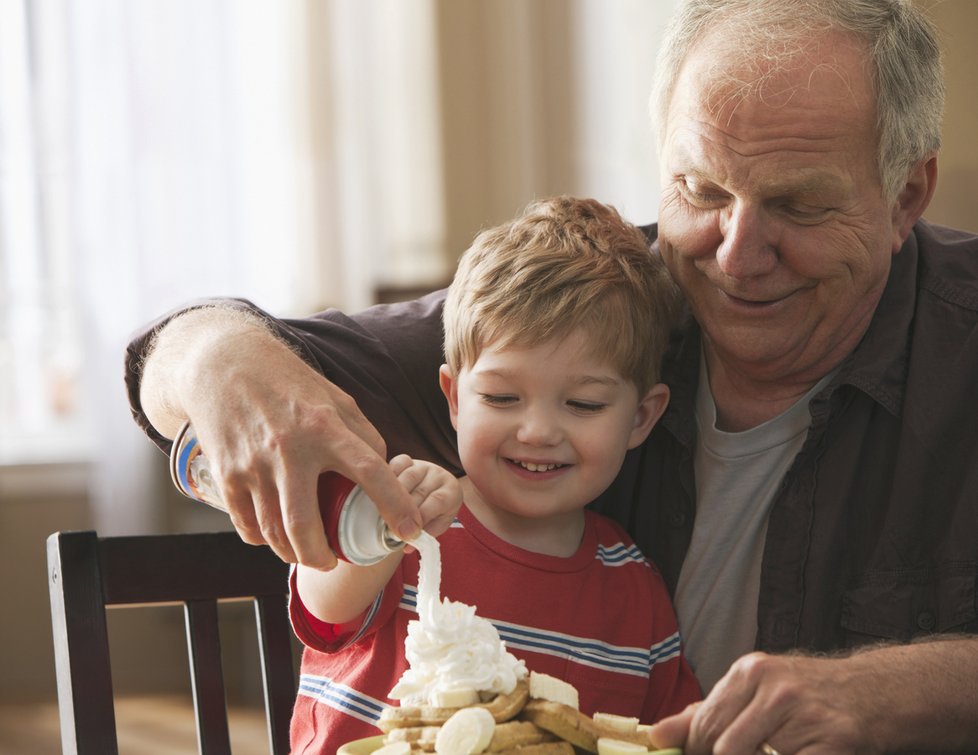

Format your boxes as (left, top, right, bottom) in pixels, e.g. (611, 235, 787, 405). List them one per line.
(434, 706, 496, 754)
(529, 671, 580, 710)
(592, 712, 640, 734)
(431, 687, 481, 707)
(596, 738, 649, 755)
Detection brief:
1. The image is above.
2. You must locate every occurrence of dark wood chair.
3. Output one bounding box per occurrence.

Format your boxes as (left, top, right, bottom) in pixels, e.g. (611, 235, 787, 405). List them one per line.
(47, 529, 296, 755)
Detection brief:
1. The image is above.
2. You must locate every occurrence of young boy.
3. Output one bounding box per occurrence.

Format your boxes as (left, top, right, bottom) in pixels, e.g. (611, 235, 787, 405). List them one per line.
(289, 196, 701, 752)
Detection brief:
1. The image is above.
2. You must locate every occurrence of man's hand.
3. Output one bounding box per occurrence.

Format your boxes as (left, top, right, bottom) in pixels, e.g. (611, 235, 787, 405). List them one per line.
(649, 653, 871, 755)
(647, 640, 978, 754)
(140, 306, 423, 569)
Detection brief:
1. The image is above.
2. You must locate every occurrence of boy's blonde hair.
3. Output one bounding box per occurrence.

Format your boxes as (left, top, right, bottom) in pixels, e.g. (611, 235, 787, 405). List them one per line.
(443, 196, 681, 395)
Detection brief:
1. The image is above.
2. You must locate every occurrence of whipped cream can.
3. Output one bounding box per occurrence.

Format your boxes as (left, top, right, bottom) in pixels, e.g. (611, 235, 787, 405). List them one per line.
(170, 421, 404, 565)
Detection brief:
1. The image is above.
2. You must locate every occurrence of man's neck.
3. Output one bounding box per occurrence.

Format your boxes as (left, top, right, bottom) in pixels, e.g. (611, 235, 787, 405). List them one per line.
(703, 347, 835, 432)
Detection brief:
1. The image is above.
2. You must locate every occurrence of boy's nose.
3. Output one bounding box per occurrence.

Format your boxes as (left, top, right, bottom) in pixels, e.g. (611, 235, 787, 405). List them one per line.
(515, 409, 563, 446)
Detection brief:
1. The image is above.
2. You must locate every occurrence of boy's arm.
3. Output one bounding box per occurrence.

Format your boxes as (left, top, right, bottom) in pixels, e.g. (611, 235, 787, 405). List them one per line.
(297, 455, 461, 624)
(297, 553, 403, 625)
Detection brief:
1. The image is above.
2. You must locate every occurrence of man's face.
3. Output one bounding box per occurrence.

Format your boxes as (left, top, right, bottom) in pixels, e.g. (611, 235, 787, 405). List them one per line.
(658, 29, 904, 387)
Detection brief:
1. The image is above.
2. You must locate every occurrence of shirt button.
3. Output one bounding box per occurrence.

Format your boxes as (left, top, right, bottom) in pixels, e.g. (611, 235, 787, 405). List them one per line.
(916, 611, 936, 631)
(668, 508, 687, 528)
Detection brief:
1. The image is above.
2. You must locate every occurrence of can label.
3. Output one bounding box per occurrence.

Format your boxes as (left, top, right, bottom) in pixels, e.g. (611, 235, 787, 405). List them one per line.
(169, 420, 404, 565)
(170, 421, 224, 510)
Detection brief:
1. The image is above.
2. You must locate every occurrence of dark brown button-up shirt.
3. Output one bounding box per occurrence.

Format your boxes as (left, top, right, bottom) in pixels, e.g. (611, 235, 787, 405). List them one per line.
(126, 220, 978, 655)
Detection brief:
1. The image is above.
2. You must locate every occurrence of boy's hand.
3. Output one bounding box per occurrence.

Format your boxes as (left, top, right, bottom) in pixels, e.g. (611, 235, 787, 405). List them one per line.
(389, 454, 462, 539)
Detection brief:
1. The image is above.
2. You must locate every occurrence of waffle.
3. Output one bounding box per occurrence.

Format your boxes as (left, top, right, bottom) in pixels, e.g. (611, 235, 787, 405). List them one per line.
(375, 673, 670, 755)
(520, 699, 659, 753)
(378, 679, 530, 733)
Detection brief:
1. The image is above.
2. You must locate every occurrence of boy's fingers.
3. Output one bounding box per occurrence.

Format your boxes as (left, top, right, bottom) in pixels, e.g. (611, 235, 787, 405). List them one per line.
(322, 438, 423, 544)
(388, 453, 414, 475)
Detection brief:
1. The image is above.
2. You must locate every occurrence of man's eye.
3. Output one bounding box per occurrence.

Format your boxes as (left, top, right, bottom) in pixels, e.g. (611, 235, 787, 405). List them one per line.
(782, 203, 831, 223)
(480, 394, 516, 406)
(567, 400, 606, 413)
(677, 177, 724, 206)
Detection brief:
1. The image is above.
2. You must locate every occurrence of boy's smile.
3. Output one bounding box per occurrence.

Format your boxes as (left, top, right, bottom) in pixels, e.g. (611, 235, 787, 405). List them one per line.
(439, 328, 668, 555)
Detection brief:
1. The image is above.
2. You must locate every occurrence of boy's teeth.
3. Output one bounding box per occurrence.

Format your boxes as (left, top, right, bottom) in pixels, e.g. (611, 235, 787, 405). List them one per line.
(519, 461, 559, 472)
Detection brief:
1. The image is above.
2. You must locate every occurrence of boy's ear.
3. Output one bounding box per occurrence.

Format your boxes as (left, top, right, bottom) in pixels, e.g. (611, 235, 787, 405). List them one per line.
(438, 365, 460, 431)
(627, 383, 670, 449)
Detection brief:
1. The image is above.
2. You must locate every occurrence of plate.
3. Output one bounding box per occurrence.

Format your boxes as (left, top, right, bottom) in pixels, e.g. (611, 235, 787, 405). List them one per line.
(337, 736, 682, 754)
(337, 735, 385, 754)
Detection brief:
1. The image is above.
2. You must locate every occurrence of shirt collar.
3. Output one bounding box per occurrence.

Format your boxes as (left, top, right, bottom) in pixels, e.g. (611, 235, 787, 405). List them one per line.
(831, 230, 917, 417)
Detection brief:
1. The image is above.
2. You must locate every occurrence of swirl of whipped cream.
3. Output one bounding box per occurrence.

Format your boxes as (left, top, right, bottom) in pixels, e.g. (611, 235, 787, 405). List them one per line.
(389, 531, 526, 705)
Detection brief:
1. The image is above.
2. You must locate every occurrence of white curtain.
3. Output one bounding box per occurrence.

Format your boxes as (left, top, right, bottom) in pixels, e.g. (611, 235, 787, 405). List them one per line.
(0, 0, 455, 532)
(1, 0, 677, 533)
(73, 0, 327, 532)
(0, 0, 322, 531)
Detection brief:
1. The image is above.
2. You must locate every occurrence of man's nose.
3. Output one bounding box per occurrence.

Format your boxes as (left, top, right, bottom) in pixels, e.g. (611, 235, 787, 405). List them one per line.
(716, 202, 778, 279)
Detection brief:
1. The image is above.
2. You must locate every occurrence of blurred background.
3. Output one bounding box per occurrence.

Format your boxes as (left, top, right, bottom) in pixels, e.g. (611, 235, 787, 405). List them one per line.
(0, 0, 975, 751)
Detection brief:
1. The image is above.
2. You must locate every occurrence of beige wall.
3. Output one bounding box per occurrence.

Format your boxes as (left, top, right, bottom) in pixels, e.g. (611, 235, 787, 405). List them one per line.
(434, 1, 580, 262)
(924, 0, 978, 233)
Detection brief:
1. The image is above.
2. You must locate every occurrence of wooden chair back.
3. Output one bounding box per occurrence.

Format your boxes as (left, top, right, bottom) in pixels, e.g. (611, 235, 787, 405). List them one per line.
(47, 529, 295, 754)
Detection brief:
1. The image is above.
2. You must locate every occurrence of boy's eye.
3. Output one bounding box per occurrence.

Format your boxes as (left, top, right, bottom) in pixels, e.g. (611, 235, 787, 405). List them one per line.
(567, 400, 606, 413)
(480, 394, 517, 406)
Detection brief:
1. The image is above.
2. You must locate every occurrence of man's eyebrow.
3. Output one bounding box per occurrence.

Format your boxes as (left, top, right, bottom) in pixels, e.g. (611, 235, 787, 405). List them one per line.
(683, 169, 849, 199)
(765, 174, 849, 197)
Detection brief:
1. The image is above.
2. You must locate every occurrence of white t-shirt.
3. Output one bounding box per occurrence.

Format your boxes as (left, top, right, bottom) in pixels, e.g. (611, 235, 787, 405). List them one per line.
(675, 354, 835, 691)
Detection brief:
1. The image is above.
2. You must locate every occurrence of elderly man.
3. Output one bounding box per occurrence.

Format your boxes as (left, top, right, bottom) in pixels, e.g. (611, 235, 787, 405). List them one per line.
(128, 0, 978, 752)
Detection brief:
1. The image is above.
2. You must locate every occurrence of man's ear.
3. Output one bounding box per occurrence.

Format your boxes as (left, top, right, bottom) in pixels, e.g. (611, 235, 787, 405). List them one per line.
(438, 364, 460, 431)
(891, 154, 938, 253)
(627, 383, 670, 449)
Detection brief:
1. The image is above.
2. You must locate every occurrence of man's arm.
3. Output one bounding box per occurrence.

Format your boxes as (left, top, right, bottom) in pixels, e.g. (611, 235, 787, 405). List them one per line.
(649, 637, 978, 754)
(138, 304, 423, 568)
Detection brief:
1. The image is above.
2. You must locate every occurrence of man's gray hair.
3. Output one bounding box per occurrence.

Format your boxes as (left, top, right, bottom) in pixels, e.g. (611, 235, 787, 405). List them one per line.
(651, 0, 945, 200)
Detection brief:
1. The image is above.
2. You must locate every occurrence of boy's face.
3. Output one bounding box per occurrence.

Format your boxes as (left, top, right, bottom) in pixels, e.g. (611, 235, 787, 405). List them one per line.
(439, 328, 668, 524)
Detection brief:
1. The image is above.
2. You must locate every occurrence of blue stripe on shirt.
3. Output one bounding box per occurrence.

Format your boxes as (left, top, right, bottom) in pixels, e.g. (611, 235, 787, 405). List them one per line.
(596, 541, 650, 567)
(298, 675, 387, 724)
